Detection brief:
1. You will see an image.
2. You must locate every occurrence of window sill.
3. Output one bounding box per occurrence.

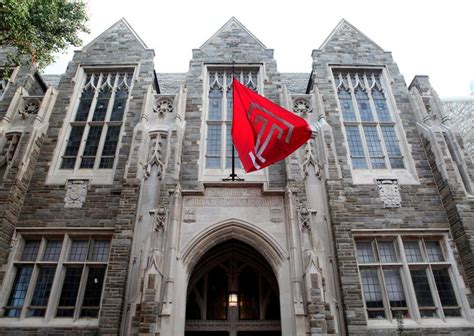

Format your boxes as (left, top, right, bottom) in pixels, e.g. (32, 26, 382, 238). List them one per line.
(45, 169, 115, 185)
(351, 169, 419, 185)
(200, 168, 267, 183)
(367, 317, 474, 329)
(0, 317, 99, 328)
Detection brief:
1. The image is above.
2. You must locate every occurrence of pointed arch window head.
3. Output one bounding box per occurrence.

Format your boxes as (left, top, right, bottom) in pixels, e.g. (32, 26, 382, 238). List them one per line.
(355, 88, 374, 121)
(333, 69, 405, 173)
(60, 69, 133, 172)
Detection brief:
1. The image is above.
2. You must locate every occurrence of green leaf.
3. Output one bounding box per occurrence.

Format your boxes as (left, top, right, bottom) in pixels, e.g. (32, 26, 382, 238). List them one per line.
(1, 0, 89, 71)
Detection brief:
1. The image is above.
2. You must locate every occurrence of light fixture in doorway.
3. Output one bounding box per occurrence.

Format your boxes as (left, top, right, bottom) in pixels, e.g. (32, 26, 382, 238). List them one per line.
(228, 291, 238, 307)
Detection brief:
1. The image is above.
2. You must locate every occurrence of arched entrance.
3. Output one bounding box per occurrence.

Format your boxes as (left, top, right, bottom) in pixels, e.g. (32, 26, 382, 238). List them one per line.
(185, 240, 281, 336)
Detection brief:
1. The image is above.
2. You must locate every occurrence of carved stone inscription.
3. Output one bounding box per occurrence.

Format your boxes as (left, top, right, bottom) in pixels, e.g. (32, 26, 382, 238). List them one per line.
(181, 187, 285, 249)
(184, 188, 282, 209)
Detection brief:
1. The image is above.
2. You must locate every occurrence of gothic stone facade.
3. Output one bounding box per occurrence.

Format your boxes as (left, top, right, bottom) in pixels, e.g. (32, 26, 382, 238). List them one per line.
(0, 17, 473, 336)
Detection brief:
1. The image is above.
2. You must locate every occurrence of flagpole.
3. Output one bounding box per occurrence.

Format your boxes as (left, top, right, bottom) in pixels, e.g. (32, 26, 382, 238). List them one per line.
(224, 60, 243, 182)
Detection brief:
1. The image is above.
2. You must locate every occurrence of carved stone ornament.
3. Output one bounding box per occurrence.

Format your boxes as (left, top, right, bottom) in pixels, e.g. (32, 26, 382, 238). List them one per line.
(150, 207, 167, 231)
(19, 97, 42, 118)
(292, 98, 312, 114)
(376, 179, 401, 208)
(64, 180, 89, 208)
(270, 207, 283, 223)
(144, 132, 167, 179)
(300, 205, 311, 231)
(153, 98, 173, 117)
(183, 207, 196, 223)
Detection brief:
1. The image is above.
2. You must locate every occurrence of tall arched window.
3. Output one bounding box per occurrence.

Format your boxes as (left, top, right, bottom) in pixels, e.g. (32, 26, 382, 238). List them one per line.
(334, 70, 405, 171)
(204, 68, 258, 172)
(61, 70, 133, 171)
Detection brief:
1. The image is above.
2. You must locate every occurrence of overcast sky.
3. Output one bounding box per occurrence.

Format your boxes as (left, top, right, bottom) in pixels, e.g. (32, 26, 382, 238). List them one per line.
(44, 0, 474, 97)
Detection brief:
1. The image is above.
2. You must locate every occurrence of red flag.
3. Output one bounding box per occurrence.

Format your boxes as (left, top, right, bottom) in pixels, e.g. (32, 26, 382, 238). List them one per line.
(232, 78, 312, 173)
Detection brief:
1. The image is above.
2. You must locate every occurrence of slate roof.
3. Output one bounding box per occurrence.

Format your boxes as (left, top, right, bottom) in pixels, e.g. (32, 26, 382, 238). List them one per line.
(280, 73, 311, 95)
(42, 74, 62, 88)
(156, 73, 186, 94)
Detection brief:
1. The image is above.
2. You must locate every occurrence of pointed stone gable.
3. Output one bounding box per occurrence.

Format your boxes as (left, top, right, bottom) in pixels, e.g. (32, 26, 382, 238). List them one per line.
(319, 19, 384, 53)
(198, 17, 268, 57)
(82, 18, 152, 55)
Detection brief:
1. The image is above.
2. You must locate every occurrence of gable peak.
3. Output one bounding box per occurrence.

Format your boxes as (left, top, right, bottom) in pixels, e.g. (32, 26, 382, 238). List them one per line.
(319, 18, 384, 51)
(83, 17, 150, 51)
(200, 17, 267, 49)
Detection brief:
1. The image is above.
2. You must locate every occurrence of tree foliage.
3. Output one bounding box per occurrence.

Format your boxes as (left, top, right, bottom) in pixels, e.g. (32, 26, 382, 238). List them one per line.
(0, 0, 89, 69)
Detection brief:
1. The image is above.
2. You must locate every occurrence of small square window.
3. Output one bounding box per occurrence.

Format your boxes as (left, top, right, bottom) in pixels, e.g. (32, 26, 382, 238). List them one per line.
(68, 240, 88, 261)
(403, 241, 423, 262)
(425, 241, 444, 262)
(90, 240, 110, 262)
(377, 241, 398, 263)
(42, 240, 62, 261)
(356, 242, 376, 263)
(21, 241, 40, 261)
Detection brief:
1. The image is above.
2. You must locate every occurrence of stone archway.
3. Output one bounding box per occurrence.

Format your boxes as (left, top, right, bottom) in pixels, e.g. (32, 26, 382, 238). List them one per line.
(185, 240, 282, 336)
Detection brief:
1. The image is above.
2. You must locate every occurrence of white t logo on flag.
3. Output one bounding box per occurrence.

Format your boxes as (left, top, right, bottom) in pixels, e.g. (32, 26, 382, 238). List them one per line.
(247, 102, 295, 170)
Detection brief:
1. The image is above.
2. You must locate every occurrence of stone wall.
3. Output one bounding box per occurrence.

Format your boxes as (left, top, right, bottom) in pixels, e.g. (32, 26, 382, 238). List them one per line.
(311, 21, 471, 335)
(1, 19, 155, 335)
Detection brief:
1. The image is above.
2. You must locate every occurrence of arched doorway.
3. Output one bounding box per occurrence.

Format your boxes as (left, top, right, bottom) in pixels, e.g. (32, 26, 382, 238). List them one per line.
(185, 240, 281, 336)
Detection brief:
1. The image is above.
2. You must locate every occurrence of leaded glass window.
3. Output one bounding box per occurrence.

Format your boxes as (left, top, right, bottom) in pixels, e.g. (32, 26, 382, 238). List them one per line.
(411, 269, 437, 317)
(333, 70, 405, 170)
(360, 268, 385, 319)
(61, 70, 133, 171)
(4, 266, 33, 317)
(355, 236, 464, 322)
(3, 235, 110, 320)
(205, 68, 258, 170)
(28, 266, 56, 316)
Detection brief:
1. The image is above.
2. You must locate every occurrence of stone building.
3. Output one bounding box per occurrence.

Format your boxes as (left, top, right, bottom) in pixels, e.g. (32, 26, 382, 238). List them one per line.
(0, 17, 473, 336)
(442, 85, 474, 159)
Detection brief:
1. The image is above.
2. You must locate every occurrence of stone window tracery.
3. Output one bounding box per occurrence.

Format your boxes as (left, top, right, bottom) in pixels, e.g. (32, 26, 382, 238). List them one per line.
(205, 68, 259, 170)
(334, 70, 405, 171)
(61, 70, 133, 171)
(292, 98, 312, 114)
